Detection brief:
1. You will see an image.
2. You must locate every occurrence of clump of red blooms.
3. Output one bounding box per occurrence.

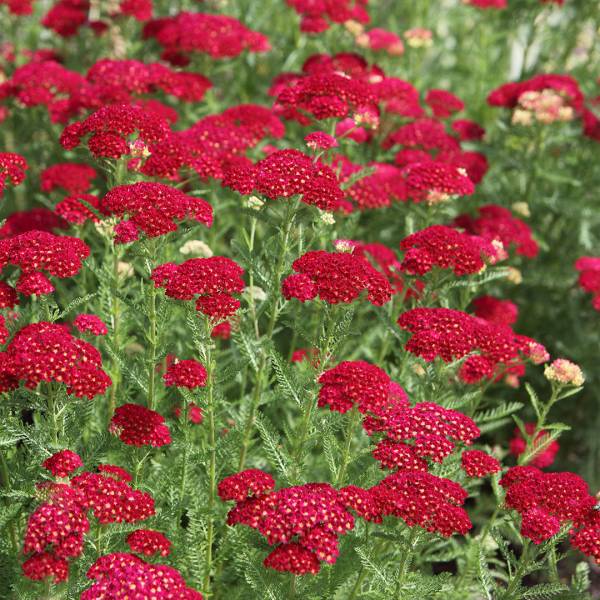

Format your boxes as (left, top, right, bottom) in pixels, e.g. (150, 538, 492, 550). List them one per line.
(282, 250, 392, 305)
(82, 552, 202, 599)
(472, 295, 519, 326)
(151, 257, 245, 320)
(22, 455, 156, 584)
(0, 322, 111, 398)
(454, 204, 539, 258)
(174, 403, 203, 424)
(500, 466, 600, 554)
(575, 257, 600, 310)
(0, 152, 27, 197)
(398, 307, 548, 385)
(126, 529, 172, 557)
(142, 12, 270, 65)
(399, 225, 500, 277)
(223, 148, 348, 212)
(73, 314, 108, 336)
(509, 423, 560, 468)
(0, 0, 35, 15)
(60, 103, 170, 158)
(461, 450, 501, 477)
(286, 0, 369, 34)
(163, 358, 207, 389)
(100, 182, 212, 243)
(0, 208, 68, 238)
(0, 230, 89, 298)
(41, 163, 97, 195)
(109, 403, 171, 447)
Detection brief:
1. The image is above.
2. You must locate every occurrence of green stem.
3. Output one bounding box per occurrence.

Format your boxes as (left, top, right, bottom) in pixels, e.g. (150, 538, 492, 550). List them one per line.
(335, 407, 360, 486)
(47, 383, 59, 446)
(108, 247, 121, 419)
(395, 529, 420, 599)
(503, 540, 531, 599)
(0, 449, 18, 554)
(177, 424, 189, 529)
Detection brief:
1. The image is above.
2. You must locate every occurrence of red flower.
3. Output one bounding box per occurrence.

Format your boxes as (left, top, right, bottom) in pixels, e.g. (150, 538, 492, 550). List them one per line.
(163, 359, 207, 389)
(152, 257, 245, 320)
(218, 469, 275, 502)
(404, 161, 475, 202)
(0, 208, 67, 238)
(0, 152, 27, 198)
(43, 450, 83, 478)
(73, 314, 108, 336)
(472, 295, 518, 326)
(109, 404, 171, 447)
(461, 450, 501, 477)
(509, 423, 559, 468)
(282, 250, 392, 305)
(0, 322, 111, 398)
(264, 543, 320, 575)
(41, 163, 97, 194)
(451, 119, 485, 141)
(126, 529, 172, 557)
(425, 89, 465, 118)
(22, 552, 69, 583)
(55, 194, 100, 225)
(575, 256, 600, 310)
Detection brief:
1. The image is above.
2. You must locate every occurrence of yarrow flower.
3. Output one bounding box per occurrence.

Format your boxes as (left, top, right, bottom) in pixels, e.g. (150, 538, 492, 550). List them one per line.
(286, 0, 369, 33)
(82, 552, 202, 599)
(163, 358, 207, 389)
(399, 225, 499, 276)
(282, 250, 393, 305)
(500, 466, 595, 544)
(126, 529, 172, 557)
(472, 295, 518, 326)
(218, 469, 275, 502)
(574, 256, 600, 310)
(403, 161, 475, 203)
(60, 103, 170, 159)
(100, 182, 212, 243)
(109, 403, 171, 447)
(425, 89, 464, 118)
(151, 257, 245, 320)
(461, 449, 501, 477)
(41, 163, 97, 195)
(509, 423, 560, 468)
(73, 314, 108, 336)
(0, 322, 111, 398)
(0, 152, 27, 198)
(43, 450, 83, 478)
(544, 358, 584, 387)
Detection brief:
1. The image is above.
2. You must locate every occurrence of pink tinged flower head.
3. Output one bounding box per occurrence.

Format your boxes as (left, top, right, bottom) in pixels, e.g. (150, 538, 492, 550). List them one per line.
(284, 250, 392, 306)
(544, 358, 585, 387)
(304, 131, 338, 150)
(0, 321, 111, 398)
(218, 469, 275, 502)
(461, 450, 501, 477)
(73, 314, 108, 336)
(151, 257, 245, 320)
(100, 182, 212, 242)
(0, 152, 28, 197)
(109, 404, 171, 447)
(43, 450, 83, 478)
(126, 529, 172, 557)
(163, 358, 207, 389)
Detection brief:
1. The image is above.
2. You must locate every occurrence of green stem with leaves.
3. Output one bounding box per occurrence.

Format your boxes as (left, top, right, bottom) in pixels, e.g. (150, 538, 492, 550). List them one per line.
(0, 449, 18, 553)
(335, 407, 360, 486)
(503, 540, 531, 599)
(395, 528, 420, 599)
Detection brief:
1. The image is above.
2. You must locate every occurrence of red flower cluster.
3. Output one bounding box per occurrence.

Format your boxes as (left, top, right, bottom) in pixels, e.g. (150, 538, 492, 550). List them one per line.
(286, 0, 369, 34)
(0, 230, 89, 297)
(100, 182, 212, 243)
(0, 322, 111, 398)
(461, 449, 501, 477)
(0, 208, 67, 238)
(575, 256, 600, 310)
(151, 257, 245, 320)
(73, 314, 108, 336)
(454, 204, 538, 258)
(41, 163, 97, 195)
(163, 358, 207, 389)
(220, 471, 355, 574)
(142, 12, 270, 64)
(318, 361, 397, 414)
(109, 403, 171, 447)
(126, 529, 172, 557)
(60, 103, 170, 159)
(0, 152, 27, 198)
(82, 552, 202, 599)
(500, 466, 595, 544)
(398, 307, 545, 384)
(399, 225, 499, 276)
(472, 295, 518, 326)
(425, 89, 465, 119)
(0, 0, 34, 14)
(404, 161, 475, 203)
(42, 450, 83, 478)
(509, 423, 559, 468)
(282, 250, 393, 305)
(347, 241, 409, 294)
(223, 149, 347, 212)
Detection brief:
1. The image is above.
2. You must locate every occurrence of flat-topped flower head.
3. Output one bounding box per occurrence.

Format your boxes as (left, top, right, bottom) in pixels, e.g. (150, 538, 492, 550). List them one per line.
(41, 163, 96, 195)
(109, 404, 171, 447)
(0, 152, 27, 198)
(73, 314, 108, 336)
(218, 469, 275, 502)
(404, 161, 475, 203)
(43, 450, 83, 478)
(0, 322, 111, 398)
(163, 358, 207, 389)
(152, 257, 245, 320)
(60, 104, 170, 159)
(100, 182, 212, 243)
(282, 250, 392, 305)
(126, 529, 172, 557)
(461, 449, 501, 477)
